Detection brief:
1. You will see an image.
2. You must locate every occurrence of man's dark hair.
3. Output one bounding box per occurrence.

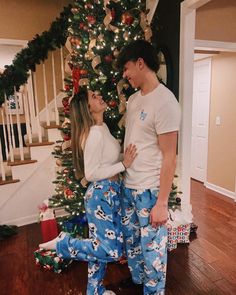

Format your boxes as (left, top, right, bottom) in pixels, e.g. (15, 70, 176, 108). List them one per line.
(116, 39, 160, 72)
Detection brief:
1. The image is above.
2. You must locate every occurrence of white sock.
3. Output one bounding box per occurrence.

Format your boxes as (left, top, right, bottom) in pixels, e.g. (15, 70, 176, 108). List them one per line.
(39, 232, 67, 250)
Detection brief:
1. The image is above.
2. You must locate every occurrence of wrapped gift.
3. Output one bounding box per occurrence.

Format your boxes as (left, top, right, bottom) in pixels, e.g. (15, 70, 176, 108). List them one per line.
(34, 248, 72, 273)
(177, 224, 191, 243)
(39, 200, 58, 242)
(167, 209, 192, 251)
(60, 215, 88, 238)
(167, 225, 178, 251)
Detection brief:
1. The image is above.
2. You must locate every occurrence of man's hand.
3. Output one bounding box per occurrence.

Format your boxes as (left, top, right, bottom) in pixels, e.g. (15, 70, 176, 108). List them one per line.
(150, 203, 168, 228)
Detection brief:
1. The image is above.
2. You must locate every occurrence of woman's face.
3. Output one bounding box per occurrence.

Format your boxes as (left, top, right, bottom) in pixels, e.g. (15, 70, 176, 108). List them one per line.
(88, 90, 107, 114)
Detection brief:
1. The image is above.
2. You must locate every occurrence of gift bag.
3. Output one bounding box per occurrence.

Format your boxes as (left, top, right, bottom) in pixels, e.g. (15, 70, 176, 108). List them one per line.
(40, 218, 58, 243)
(39, 201, 58, 242)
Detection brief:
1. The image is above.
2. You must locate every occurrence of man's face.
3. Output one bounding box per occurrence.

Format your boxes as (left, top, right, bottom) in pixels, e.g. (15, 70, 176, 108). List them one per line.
(122, 60, 141, 89)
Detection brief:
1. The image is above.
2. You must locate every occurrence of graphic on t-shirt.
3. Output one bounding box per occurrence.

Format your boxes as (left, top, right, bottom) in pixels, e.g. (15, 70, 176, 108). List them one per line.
(140, 109, 147, 121)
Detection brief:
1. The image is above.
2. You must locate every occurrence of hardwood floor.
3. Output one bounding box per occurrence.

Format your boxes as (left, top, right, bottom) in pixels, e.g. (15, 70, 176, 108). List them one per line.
(0, 180, 235, 295)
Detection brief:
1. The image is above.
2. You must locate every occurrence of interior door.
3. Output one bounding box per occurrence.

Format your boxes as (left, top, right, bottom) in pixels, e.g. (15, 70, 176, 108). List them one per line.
(191, 58, 211, 183)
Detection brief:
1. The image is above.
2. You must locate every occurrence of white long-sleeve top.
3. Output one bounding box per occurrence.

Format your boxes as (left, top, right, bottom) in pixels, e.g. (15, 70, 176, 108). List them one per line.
(84, 123, 125, 182)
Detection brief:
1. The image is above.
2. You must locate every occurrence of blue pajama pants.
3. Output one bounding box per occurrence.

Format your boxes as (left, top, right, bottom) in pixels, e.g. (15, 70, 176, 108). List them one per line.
(121, 187, 168, 295)
(56, 180, 123, 295)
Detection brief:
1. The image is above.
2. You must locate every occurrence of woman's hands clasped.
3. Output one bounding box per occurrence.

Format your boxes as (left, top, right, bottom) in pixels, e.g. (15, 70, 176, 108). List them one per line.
(122, 144, 137, 168)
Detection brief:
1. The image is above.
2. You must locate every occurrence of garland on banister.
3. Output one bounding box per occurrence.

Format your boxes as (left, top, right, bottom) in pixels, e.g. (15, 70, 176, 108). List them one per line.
(0, 4, 73, 105)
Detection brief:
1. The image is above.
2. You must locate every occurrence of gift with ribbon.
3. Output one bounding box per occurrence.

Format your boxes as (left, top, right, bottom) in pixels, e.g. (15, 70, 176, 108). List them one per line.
(34, 248, 72, 273)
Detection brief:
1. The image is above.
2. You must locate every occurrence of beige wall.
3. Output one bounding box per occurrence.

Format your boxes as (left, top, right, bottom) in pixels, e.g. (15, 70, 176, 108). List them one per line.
(0, 0, 72, 40)
(207, 52, 236, 192)
(196, 0, 236, 42)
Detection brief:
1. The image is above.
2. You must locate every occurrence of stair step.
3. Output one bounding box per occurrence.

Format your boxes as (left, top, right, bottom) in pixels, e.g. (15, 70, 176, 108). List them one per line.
(0, 178, 20, 185)
(26, 141, 54, 147)
(8, 159, 37, 166)
(24, 134, 54, 146)
(41, 121, 61, 129)
(24, 134, 48, 144)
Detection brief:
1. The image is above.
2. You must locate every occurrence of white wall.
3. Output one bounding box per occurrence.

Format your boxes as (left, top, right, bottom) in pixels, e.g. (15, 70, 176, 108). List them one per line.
(0, 44, 23, 70)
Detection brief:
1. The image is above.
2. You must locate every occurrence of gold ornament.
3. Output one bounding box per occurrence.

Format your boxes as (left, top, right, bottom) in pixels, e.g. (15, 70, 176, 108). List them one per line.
(118, 93, 126, 114)
(71, 8, 79, 14)
(113, 49, 120, 58)
(56, 159, 62, 166)
(54, 145, 62, 153)
(140, 12, 153, 41)
(123, 31, 130, 41)
(62, 140, 71, 151)
(92, 56, 101, 74)
(81, 177, 88, 188)
(118, 113, 126, 129)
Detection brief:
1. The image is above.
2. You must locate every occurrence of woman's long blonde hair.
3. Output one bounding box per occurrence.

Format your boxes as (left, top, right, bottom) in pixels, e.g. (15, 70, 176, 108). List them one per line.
(70, 89, 94, 179)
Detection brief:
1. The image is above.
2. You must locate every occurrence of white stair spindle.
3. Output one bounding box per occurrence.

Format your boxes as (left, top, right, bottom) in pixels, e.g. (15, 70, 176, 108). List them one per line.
(60, 47, 65, 89)
(52, 52, 59, 125)
(32, 71, 43, 143)
(4, 94, 14, 162)
(1, 108, 9, 160)
(23, 92, 32, 144)
(27, 73, 37, 132)
(0, 140, 6, 181)
(9, 101, 16, 149)
(14, 88, 24, 161)
(42, 63, 50, 126)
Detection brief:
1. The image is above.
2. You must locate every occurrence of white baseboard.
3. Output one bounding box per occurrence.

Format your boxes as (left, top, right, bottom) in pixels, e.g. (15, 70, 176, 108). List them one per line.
(205, 182, 236, 201)
(3, 214, 39, 227)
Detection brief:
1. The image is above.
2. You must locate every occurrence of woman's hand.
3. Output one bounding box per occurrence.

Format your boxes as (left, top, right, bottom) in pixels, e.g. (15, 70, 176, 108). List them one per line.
(122, 144, 137, 168)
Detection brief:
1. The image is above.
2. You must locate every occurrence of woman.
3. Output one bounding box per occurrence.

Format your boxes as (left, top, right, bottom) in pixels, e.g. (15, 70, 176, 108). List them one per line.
(39, 88, 137, 295)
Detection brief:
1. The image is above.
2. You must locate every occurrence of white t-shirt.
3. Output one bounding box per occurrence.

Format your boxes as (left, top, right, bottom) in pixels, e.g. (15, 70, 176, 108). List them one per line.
(124, 83, 181, 189)
(84, 123, 125, 182)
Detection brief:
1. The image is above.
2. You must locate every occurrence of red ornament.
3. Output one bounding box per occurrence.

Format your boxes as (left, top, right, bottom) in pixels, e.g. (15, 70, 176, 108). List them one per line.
(63, 134, 71, 141)
(64, 85, 70, 91)
(79, 22, 85, 29)
(62, 97, 69, 107)
(108, 100, 117, 108)
(121, 12, 134, 25)
(85, 3, 92, 9)
(87, 15, 96, 25)
(64, 188, 74, 199)
(111, 8, 115, 21)
(104, 55, 113, 63)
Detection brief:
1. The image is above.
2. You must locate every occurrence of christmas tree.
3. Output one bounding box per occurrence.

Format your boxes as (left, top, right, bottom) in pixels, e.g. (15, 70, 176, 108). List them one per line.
(49, 0, 181, 236)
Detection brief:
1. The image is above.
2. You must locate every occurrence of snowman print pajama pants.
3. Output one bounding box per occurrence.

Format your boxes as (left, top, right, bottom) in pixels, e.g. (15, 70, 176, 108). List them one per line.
(56, 179, 123, 295)
(121, 187, 168, 295)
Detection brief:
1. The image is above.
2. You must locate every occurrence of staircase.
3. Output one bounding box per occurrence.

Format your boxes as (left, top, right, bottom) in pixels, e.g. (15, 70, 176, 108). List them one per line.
(0, 48, 67, 226)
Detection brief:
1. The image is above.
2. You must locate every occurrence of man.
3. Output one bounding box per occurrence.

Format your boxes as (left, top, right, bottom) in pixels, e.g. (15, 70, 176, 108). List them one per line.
(117, 40, 181, 295)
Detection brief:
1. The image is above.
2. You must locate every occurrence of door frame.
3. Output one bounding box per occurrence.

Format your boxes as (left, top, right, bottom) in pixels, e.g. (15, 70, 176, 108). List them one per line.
(179, 0, 236, 205)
